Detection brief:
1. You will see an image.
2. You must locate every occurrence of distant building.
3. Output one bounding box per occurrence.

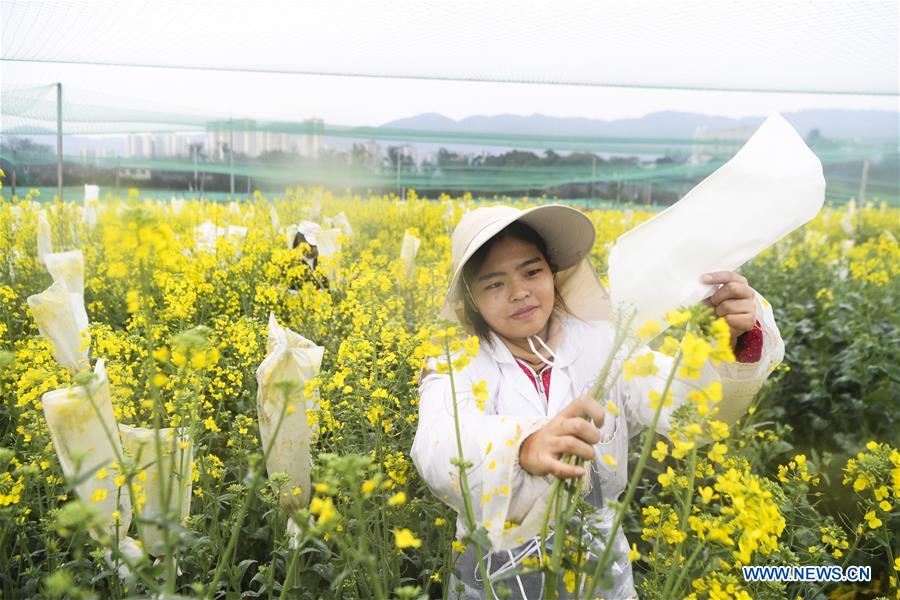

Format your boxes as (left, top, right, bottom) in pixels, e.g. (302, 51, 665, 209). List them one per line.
(364, 140, 383, 167)
(158, 133, 196, 158)
(298, 118, 324, 159)
(400, 143, 419, 166)
(125, 134, 151, 158)
(206, 120, 295, 159)
(125, 132, 199, 158)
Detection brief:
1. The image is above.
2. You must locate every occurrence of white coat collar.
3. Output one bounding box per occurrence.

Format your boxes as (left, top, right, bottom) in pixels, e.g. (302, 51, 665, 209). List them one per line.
(474, 313, 588, 416)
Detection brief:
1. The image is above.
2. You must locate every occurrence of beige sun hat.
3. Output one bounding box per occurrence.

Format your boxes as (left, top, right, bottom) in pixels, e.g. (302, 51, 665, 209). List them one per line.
(438, 204, 613, 334)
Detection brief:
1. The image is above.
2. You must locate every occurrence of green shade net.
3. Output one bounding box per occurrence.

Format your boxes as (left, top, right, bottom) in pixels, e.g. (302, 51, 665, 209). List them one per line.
(2, 83, 896, 205)
(2, 0, 898, 205)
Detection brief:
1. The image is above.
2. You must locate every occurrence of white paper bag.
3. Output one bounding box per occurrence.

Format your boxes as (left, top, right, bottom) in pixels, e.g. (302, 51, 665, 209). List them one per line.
(82, 185, 99, 229)
(84, 185, 99, 203)
(118, 425, 193, 556)
(42, 360, 132, 540)
(399, 230, 421, 279)
(43, 250, 90, 334)
(331, 212, 353, 239)
(285, 224, 298, 249)
(608, 113, 826, 332)
(193, 221, 248, 254)
(270, 206, 281, 232)
(27, 279, 90, 373)
(315, 228, 342, 281)
(169, 197, 185, 216)
(37, 209, 52, 264)
(256, 314, 324, 519)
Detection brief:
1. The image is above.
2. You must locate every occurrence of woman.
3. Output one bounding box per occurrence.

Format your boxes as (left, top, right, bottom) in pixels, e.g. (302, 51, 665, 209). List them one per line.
(410, 204, 785, 599)
(290, 221, 328, 290)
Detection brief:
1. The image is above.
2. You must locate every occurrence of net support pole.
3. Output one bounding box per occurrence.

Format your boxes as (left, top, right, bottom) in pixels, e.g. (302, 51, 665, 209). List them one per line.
(857, 159, 869, 233)
(858, 159, 869, 205)
(56, 82, 63, 202)
(229, 126, 235, 197)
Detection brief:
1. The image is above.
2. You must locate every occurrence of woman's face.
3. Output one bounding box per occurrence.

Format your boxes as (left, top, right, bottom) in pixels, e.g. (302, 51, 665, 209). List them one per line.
(469, 236, 555, 341)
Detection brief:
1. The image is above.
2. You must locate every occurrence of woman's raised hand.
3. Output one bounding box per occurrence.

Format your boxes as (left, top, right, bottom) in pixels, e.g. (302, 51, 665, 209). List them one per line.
(699, 271, 759, 347)
(518, 395, 605, 479)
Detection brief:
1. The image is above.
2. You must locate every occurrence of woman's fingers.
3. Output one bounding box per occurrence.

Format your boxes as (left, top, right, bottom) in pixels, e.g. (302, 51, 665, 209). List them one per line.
(521, 397, 607, 479)
(713, 297, 755, 318)
(708, 281, 754, 306)
(560, 395, 605, 428)
(545, 456, 586, 479)
(723, 312, 756, 332)
(561, 416, 602, 445)
(700, 271, 748, 286)
(552, 435, 596, 462)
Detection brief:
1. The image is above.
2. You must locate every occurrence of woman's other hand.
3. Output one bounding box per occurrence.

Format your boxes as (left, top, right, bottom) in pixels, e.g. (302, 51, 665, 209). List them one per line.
(699, 271, 758, 348)
(518, 395, 605, 479)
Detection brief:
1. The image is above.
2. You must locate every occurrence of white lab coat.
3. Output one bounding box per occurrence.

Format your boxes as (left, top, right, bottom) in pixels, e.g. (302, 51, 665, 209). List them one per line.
(411, 292, 784, 598)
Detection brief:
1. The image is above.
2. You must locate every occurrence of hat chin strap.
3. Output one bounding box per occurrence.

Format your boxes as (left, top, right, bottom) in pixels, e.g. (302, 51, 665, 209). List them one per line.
(526, 332, 558, 368)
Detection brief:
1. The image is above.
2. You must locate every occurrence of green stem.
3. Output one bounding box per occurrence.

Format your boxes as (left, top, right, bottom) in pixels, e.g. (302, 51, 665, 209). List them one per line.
(660, 444, 699, 599)
(207, 383, 293, 598)
(353, 495, 387, 600)
(283, 540, 302, 595)
(666, 539, 707, 594)
(542, 311, 640, 598)
(583, 352, 683, 599)
(444, 337, 495, 599)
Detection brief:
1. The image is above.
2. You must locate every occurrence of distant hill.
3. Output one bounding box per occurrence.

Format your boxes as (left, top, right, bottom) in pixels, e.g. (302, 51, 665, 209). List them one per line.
(381, 109, 899, 140)
(12, 109, 896, 159)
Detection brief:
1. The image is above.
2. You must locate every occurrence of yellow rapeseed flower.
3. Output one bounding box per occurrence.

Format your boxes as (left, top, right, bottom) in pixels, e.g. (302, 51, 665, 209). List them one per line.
(624, 353, 658, 381)
(636, 319, 661, 341)
(387, 491, 406, 506)
(665, 309, 691, 328)
(393, 528, 422, 549)
(651, 441, 668, 462)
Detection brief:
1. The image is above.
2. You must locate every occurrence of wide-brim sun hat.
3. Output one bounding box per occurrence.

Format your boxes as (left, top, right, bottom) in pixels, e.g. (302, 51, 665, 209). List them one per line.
(296, 221, 322, 246)
(438, 204, 612, 334)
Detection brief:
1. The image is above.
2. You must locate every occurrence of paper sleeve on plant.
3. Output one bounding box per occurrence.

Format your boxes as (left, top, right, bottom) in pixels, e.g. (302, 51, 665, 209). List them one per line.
(41, 359, 132, 540)
(256, 313, 325, 514)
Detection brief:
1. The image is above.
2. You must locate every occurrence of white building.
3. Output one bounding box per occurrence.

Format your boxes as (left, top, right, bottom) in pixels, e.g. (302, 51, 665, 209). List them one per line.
(125, 132, 199, 158)
(298, 118, 324, 159)
(157, 133, 196, 158)
(206, 121, 295, 159)
(125, 133, 151, 158)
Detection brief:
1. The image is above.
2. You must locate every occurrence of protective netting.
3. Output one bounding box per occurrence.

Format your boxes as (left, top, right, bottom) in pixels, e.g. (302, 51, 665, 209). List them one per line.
(2, 0, 898, 95)
(1, 2, 897, 204)
(2, 83, 896, 204)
